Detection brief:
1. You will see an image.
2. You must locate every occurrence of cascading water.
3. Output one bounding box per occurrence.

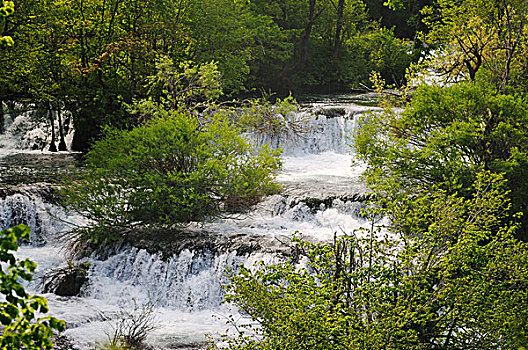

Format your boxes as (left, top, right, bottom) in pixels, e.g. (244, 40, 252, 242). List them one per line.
(0, 193, 69, 246)
(0, 98, 374, 349)
(0, 106, 74, 156)
(249, 104, 373, 155)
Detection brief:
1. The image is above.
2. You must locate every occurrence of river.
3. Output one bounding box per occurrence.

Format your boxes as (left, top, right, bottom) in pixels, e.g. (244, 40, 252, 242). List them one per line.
(0, 96, 375, 349)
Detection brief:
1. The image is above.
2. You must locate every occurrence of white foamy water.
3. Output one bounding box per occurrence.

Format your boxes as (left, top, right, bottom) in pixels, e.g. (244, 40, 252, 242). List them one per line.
(15, 245, 254, 348)
(279, 152, 365, 182)
(0, 107, 74, 158)
(2, 101, 374, 349)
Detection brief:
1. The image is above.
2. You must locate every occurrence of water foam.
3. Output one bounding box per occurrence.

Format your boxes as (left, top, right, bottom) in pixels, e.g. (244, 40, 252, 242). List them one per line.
(2, 101, 374, 348)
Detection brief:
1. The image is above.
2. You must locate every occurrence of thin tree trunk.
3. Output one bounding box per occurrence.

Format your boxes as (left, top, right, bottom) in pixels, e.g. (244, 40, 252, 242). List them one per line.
(500, 0, 526, 88)
(0, 99, 4, 134)
(57, 107, 67, 151)
(464, 53, 481, 81)
(333, 0, 345, 57)
(299, 0, 324, 70)
(48, 105, 57, 152)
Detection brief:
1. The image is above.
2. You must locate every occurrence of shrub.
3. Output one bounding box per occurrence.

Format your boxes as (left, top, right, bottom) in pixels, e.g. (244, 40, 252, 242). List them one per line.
(101, 299, 157, 350)
(216, 173, 528, 350)
(0, 225, 65, 348)
(341, 27, 412, 89)
(353, 81, 528, 239)
(61, 110, 282, 246)
(233, 93, 307, 142)
(0, 1, 14, 47)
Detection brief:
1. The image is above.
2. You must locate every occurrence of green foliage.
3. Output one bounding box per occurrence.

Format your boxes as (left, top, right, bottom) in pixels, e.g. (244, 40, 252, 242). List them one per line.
(249, 0, 413, 92)
(61, 108, 282, 246)
(1, 0, 416, 149)
(185, 0, 292, 94)
(216, 173, 528, 349)
(233, 94, 304, 141)
(349, 27, 412, 87)
(138, 57, 223, 114)
(0, 1, 14, 47)
(421, 0, 528, 88)
(0, 225, 65, 349)
(354, 81, 528, 239)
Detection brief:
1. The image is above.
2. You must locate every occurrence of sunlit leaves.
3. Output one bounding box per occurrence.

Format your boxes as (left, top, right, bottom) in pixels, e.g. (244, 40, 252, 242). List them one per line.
(421, 0, 528, 86)
(353, 82, 528, 239)
(0, 1, 14, 47)
(220, 174, 528, 349)
(0, 225, 65, 349)
(61, 104, 282, 246)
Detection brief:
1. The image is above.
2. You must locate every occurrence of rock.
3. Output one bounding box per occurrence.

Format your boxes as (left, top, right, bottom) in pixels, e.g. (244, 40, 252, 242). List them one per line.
(52, 335, 79, 350)
(43, 263, 90, 296)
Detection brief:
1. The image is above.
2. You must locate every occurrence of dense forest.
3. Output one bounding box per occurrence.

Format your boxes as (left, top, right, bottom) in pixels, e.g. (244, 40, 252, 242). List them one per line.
(0, 0, 416, 150)
(2, 0, 528, 349)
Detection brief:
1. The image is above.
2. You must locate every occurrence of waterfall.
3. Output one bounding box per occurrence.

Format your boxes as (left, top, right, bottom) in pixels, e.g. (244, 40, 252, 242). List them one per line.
(248, 105, 371, 155)
(85, 248, 242, 310)
(0, 193, 84, 246)
(0, 106, 74, 156)
(0, 100, 374, 349)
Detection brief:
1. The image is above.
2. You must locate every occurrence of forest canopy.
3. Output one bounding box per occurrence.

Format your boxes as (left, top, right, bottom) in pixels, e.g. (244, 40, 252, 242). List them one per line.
(0, 0, 413, 150)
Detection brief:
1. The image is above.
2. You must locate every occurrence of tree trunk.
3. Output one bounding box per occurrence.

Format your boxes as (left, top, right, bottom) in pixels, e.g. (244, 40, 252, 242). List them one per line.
(48, 105, 57, 152)
(57, 108, 67, 151)
(333, 0, 346, 57)
(299, 0, 319, 70)
(0, 99, 4, 134)
(464, 53, 481, 81)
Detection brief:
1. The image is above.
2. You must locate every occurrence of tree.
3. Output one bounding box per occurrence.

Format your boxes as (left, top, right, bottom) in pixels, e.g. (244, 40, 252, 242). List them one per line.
(1, 0, 296, 150)
(366, 0, 431, 44)
(353, 80, 528, 240)
(184, 0, 292, 95)
(1, 0, 415, 149)
(0, 0, 14, 134)
(0, 225, 65, 349)
(248, 0, 413, 92)
(421, 0, 528, 88)
(216, 173, 528, 349)
(60, 62, 282, 248)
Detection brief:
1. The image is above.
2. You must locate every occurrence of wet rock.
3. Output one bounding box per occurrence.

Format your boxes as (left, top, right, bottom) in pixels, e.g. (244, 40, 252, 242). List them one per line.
(88, 227, 291, 262)
(43, 263, 90, 296)
(0, 152, 82, 188)
(52, 335, 79, 350)
(265, 194, 288, 216)
(316, 107, 347, 118)
(296, 194, 371, 213)
(167, 343, 207, 349)
(0, 184, 59, 203)
(282, 179, 371, 215)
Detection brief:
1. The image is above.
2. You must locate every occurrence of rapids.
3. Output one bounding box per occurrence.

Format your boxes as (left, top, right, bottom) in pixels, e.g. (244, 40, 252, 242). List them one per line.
(0, 98, 375, 349)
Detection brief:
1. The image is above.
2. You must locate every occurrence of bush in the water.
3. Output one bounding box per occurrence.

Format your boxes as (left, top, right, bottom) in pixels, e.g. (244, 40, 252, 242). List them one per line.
(0, 225, 65, 348)
(101, 299, 157, 350)
(218, 173, 528, 349)
(233, 93, 305, 141)
(61, 110, 282, 245)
